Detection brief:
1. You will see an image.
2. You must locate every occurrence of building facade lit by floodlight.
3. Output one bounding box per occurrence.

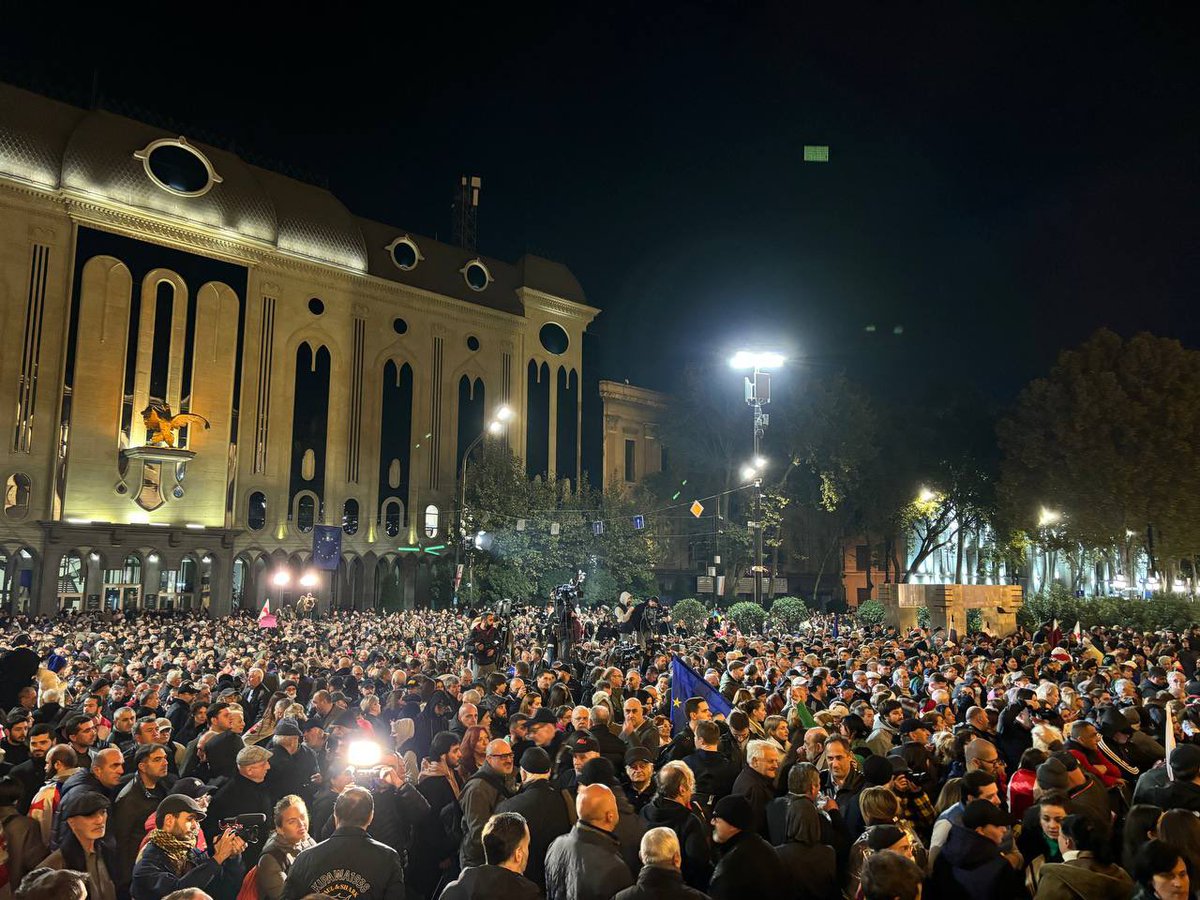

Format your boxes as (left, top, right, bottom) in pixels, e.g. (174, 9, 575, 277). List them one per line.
(0, 82, 598, 614)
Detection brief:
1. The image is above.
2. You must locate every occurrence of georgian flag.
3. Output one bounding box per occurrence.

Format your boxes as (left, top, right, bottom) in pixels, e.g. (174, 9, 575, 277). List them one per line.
(258, 598, 277, 629)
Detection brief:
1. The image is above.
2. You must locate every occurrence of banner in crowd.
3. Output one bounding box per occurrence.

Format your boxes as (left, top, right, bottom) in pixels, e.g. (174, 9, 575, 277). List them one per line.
(669, 655, 732, 734)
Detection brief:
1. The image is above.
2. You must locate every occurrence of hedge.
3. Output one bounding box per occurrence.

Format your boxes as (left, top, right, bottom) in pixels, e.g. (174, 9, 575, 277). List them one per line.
(727, 601, 767, 632)
(768, 596, 811, 632)
(672, 598, 710, 633)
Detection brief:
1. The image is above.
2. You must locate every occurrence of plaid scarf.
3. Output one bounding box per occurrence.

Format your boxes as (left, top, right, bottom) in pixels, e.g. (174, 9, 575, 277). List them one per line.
(146, 829, 193, 874)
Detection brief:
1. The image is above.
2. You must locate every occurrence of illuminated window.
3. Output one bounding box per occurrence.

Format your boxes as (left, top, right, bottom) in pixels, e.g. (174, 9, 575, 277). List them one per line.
(424, 504, 439, 538)
(134, 137, 222, 198)
(297, 495, 316, 533)
(383, 500, 402, 538)
(342, 499, 360, 535)
(4, 473, 31, 519)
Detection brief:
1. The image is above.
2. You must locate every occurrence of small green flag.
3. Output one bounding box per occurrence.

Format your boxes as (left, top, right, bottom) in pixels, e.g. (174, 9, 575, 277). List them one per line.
(804, 145, 830, 162)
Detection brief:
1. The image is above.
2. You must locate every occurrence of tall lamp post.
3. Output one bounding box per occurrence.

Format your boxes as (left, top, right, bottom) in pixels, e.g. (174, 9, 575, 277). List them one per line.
(455, 405, 514, 606)
(730, 351, 784, 607)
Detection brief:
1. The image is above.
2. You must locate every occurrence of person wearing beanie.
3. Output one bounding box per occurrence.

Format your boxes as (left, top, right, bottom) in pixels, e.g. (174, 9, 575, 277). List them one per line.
(708, 794, 785, 900)
(495, 746, 573, 889)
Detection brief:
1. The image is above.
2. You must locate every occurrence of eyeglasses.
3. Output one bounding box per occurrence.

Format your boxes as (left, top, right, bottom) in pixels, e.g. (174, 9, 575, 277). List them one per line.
(487, 752, 514, 760)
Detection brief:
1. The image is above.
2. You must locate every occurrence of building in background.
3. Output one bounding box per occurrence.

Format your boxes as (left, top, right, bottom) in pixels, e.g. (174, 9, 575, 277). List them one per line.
(0, 82, 597, 614)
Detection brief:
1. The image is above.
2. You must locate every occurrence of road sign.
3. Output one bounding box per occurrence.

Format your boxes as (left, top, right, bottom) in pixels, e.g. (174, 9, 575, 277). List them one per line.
(690, 500, 704, 518)
(632, 515, 645, 530)
(804, 145, 830, 162)
(592, 521, 604, 535)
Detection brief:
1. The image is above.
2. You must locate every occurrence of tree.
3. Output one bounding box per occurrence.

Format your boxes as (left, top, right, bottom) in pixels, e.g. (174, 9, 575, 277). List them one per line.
(999, 330, 1200, 581)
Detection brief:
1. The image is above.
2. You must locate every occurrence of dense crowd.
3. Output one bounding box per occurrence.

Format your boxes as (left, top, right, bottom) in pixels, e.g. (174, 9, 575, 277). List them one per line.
(0, 603, 1198, 900)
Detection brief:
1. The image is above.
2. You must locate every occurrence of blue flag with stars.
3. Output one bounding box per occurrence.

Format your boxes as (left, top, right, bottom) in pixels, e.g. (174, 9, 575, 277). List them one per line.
(312, 525, 342, 570)
(670, 655, 732, 735)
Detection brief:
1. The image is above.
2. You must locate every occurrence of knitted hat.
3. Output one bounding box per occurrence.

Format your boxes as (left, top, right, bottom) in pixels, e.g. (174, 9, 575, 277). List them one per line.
(1036, 757, 1070, 791)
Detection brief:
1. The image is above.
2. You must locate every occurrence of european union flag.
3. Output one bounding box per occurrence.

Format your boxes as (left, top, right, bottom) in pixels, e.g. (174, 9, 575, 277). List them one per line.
(670, 655, 732, 735)
(312, 525, 342, 571)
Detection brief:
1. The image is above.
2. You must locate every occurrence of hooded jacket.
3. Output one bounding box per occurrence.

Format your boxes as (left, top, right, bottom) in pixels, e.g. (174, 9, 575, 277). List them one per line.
(640, 796, 714, 890)
(773, 796, 838, 900)
(931, 823, 1023, 900)
(1034, 853, 1134, 900)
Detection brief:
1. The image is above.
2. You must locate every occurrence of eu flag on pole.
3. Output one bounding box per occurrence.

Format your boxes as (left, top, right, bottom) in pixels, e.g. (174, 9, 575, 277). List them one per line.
(312, 525, 342, 570)
(670, 656, 732, 735)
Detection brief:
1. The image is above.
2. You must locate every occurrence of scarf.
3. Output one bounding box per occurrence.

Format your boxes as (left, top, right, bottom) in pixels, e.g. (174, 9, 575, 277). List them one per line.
(419, 760, 461, 798)
(147, 829, 193, 874)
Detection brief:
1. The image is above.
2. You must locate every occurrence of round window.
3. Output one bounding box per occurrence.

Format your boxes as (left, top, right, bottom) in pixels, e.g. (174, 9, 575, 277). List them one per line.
(464, 261, 490, 291)
(393, 318, 408, 335)
(135, 138, 222, 197)
(390, 239, 419, 270)
(308, 298, 325, 316)
(539, 323, 570, 355)
(466, 335, 480, 352)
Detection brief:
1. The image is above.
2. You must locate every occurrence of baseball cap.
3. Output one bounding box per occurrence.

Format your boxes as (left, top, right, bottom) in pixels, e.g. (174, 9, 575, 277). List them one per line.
(172, 777, 218, 798)
(962, 799, 1011, 829)
(156, 793, 207, 826)
(519, 747, 552, 775)
(237, 745, 272, 767)
(59, 790, 110, 819)
(624, 747, 654, 766)
(569, 732, 600, 754)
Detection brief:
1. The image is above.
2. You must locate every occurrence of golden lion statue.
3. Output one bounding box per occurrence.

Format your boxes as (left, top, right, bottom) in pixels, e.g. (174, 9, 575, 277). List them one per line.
(141, 402, 211, 448)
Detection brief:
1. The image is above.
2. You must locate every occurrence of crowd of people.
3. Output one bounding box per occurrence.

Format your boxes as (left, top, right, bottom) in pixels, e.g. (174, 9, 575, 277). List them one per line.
(0, 601, 1197, 900)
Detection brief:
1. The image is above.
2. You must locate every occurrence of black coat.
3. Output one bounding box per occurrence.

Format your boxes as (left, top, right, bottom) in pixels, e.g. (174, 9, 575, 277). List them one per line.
(640, 797, 714, 890)
(775, 841, 839, 900)
(496, 778, 573, 888)
(928, 824, 1023, 900)
(708, 830, 786, 900)
(441, 863, 541, 900)
(613, 865, 713, 900)
(545, 822, 634, 900)
(680, 749, 739, 805)
(0, 646, 40, 711)
(282, 826, 406, 900)
(204, 773, 274, 866)
(731, 767, 777, 839)
(265, 744, 320, 804)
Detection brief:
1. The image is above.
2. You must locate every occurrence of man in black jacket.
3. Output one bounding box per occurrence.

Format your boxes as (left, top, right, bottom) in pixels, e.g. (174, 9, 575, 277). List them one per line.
(459, 738, 515, 867)
(204, 743, 275, 866)
(708, 794, 785, 900)
(615, 827, 712, 900)
(639, 760, 714, 891)
(283, 786, 406, 899)
(0, 634, 39, 712)
(545, 783, 634, 900)
(441, 811, 540, 900)
(731, 740, 780, 839)
(496, 747, 572, 889)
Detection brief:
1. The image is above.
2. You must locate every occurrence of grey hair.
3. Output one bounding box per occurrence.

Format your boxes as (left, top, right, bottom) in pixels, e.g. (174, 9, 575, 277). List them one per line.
(640, 826, 681, 867)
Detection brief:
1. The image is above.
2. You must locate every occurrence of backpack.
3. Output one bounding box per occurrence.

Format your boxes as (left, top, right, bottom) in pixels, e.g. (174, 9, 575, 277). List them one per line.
(235, 845, 287, 900)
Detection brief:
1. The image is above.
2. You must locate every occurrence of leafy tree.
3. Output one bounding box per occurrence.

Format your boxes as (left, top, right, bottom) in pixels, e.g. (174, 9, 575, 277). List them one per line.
(768, 596, 810, 631)
(999, 330, 1200, 580)
(727, 601, 767, 631)
(672, 598, 710, 633)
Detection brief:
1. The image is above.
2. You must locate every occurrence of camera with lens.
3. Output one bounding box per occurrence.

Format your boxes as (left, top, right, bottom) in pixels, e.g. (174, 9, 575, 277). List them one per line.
(219, 813, 267, 844)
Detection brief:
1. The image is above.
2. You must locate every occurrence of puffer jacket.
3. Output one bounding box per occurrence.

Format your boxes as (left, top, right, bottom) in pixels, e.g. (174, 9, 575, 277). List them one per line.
(544, 822, 633, 900)
(255, 830, 318, 900)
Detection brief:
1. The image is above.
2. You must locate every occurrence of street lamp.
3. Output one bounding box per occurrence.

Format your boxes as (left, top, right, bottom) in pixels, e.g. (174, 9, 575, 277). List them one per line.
(456, 405, 515, 606)
(730, 350, 784, 607)
(1038, 507, 1062, 527)
(299, 570, 319, 588)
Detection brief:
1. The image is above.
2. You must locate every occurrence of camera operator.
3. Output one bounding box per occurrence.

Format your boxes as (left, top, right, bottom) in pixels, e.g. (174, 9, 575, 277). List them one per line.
(131, 794, 247, 900)
(469, 613, 502, 679)
(203, 745, 275, 867)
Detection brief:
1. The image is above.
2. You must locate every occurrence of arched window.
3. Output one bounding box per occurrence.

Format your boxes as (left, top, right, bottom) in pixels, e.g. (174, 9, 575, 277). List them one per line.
(297, 495, 316, 533)
(4, 474, 31, 519)
(383, 500, 402, 538)
(424, 504, 439, 538)
(343, 499, 360, 535)
(247, 492, 267, 531)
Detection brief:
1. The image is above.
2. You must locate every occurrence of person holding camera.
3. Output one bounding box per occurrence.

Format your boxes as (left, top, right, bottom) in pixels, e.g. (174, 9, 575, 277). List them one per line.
(203, 744, 275, 867)
(469, 614, 501, 679)
(130, 793, 247, 900)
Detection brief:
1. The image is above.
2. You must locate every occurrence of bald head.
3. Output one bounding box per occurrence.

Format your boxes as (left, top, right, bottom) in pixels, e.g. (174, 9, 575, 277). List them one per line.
(484, 739, 514, 775)
(577, 783, 618, 832)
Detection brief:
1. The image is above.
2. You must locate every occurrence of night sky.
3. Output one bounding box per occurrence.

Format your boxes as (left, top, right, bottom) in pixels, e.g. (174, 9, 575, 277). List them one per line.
(5, 5, 1198, 404)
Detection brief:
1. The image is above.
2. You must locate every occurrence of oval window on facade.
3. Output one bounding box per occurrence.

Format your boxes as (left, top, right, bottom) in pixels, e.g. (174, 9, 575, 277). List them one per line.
(308, 298, 325, 316)
(388, 458, 401, 490)
(463, 260, 490, 291)
(342, 499, 360, 535)
(424, 504, 439, 538)
(141, 140, 219, 196)
(384, 501, 402, 538)
(247, 491, 267, 531)
(393, 318, 408, 335)
(301, 449, 316, 481)
(539, 322, 570, 355)
(388, 237, 421, 270)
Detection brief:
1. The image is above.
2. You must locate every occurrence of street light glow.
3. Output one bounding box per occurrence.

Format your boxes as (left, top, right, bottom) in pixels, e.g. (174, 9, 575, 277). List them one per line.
(272, 569, 291, 587)
(730, 350, 785, 370)
(299, 570, 319, 588)
(494, 405, 514, 422)
(917, 487, 937, 503)
(487, 420, 504, 435)
(1038, 507, 1062, 527)
(753, 456, 766, 469)
(741, 464, 759, 482)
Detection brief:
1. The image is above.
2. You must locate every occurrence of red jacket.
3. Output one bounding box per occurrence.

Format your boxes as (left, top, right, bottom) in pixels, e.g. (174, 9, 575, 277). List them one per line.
(1068, 746, 1123, 790)
(1007, 767, 1037, 822)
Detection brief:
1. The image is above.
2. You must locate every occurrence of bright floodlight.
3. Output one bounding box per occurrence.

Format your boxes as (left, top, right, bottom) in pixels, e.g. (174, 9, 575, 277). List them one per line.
(487, 420, 504, 435)
(347, 740, 382, 767)
(729, 350, 785, 370)
(754, 456, 767, 469)
(494, 405, 514, 422)
(299, 570, 319, 588)
(272, 569, 291, 587)
(917, 487, 937, 503)
(1038, 507, 1062, 527)
(741, 464, 759, 482)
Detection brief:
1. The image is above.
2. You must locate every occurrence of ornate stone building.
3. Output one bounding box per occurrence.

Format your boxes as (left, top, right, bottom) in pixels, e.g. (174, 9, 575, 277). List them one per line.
(0, 83, 597, 615)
